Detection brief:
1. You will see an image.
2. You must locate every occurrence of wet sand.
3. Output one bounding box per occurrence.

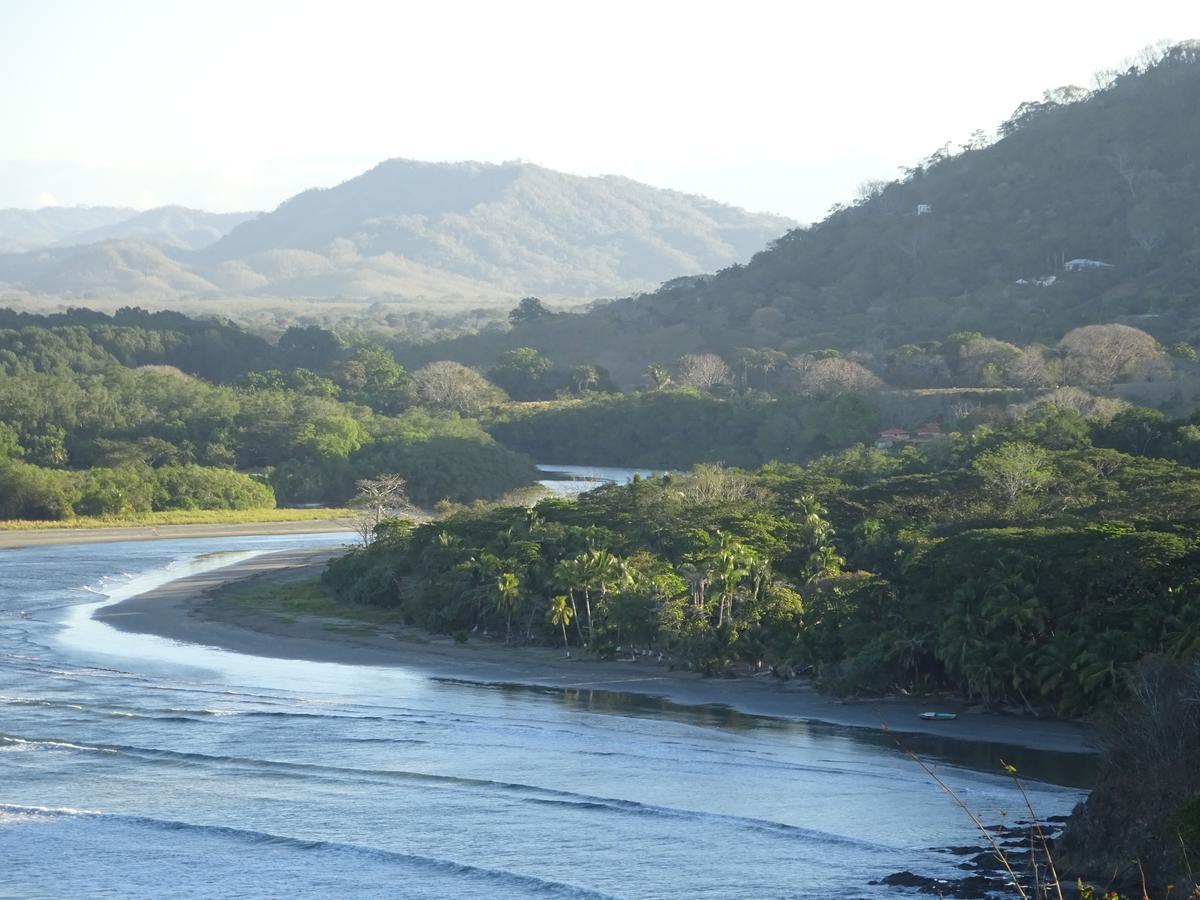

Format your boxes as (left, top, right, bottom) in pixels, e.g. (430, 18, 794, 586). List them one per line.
(96, 546, 1098, 757)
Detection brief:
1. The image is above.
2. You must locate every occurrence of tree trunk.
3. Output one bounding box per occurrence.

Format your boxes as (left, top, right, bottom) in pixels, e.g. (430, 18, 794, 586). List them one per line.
(568, 590, 585, 645)
(583, 589, 594, 645)
(560, 621, 568, 653)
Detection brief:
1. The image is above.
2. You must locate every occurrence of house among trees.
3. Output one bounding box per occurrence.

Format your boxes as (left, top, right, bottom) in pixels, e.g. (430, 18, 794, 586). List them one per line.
(1063, 258, 1114, 271)
(916, 203, 932, 215)
(875, 427, 912, 448)
(875, 423, 942, 448)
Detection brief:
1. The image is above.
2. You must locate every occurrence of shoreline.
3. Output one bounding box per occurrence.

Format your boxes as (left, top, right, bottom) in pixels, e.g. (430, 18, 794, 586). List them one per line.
(95, 545, 1098, 758)
(0, 519, 354, 549)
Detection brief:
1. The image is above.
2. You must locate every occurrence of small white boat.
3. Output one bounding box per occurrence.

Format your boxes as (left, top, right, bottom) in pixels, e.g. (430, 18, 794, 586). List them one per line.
(919, 711, 958, 721)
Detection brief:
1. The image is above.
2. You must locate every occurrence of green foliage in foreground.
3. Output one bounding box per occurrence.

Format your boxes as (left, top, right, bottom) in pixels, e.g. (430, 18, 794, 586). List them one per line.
(327, 407, 1200, 719)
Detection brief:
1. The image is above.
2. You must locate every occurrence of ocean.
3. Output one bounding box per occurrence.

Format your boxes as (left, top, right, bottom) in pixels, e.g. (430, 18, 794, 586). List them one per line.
(0, 533, 1086, 898)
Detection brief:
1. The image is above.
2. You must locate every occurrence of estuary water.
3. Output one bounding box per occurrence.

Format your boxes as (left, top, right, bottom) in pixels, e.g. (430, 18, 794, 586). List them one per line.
(536, 464, 664, 497)
(0, 532, 1088, 899)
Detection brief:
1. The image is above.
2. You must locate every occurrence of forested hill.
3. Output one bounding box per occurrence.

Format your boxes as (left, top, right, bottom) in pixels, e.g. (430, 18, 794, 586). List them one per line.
(200, 159, 795, 296)
(0, 162, 793, 301)
(411, 44, 1200, 382)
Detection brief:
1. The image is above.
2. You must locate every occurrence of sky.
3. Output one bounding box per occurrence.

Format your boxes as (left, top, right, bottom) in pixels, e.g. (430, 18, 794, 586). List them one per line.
(1, 0, 1196, 222)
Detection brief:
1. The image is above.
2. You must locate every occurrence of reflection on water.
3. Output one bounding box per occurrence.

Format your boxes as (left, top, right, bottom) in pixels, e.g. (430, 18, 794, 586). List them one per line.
(444, 679, 1098, 790)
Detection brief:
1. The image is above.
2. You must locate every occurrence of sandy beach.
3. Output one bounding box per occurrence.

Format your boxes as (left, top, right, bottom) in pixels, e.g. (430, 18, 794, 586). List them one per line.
(95, 545, 1098, 757)
(0, 519, 354, 549)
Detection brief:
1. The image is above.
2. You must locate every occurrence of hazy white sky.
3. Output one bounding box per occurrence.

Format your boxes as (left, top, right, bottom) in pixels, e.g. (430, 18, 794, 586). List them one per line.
(1, 0, 1196, 220)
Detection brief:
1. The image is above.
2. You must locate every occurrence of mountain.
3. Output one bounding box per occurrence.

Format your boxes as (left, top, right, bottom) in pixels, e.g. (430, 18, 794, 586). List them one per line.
(0, 241, 218, 295)
(202, 159, 795, 296)
(0, 206, 135, 253)
(406, 43, 1200, 382)
(57, 206, 257, 251)
(0, 205, 253, 258)
(0, 162, 794, 301)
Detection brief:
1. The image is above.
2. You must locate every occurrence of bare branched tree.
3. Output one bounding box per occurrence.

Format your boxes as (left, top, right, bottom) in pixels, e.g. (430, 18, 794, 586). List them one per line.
(856, 179, 887, 204)
(350, 474, 412, 546)
(1127, 202, 1165, 254)
(1107, 148, 1142, 200)
(678, 464, 767, 505)
(412, 361, 506, 415)
(1059, 324, 1161, 387)
(787, 355, 884, 397)
(675, 354, 731, 391)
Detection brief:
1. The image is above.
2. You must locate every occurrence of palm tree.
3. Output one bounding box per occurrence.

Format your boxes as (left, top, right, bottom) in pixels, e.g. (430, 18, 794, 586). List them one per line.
(467, 551, 502, 627)
(889, 635, 929, 687)
(806, 544, 845, 583)
(494, 572, 521, 643)
(583, 548, 631, 642)
(566, 553, 598, 644)
(548, 595, 574, 655)
(747, 556, 773, 605)
(678, 562, 709, 611)
(711, 532, 751, 629)
(553, 558, 587, 646)
(795, 494, 829, 528)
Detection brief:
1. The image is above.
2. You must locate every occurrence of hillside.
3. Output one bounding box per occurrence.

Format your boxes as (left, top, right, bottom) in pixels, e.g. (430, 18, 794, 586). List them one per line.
(0, 161, 794, 302)
(0, 241, 218, 295)
(59, 206, 256, 250)
(201, 160, 794, 296)
(407, 44, 1200, 382)
(0, 206, 135, 253)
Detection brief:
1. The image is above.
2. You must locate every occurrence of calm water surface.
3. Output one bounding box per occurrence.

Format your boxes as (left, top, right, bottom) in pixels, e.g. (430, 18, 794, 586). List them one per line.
(0, 532, 1088, 899)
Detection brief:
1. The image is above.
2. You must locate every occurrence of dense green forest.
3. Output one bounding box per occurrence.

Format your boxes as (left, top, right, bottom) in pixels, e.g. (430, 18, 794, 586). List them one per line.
(486, 318, 1196, 466)
(327, 399, 1200, 717)
(0, 311, 539, 516)
(490, 391, 879, 468)
(3, 304, 1195, 515)
(398, 45, 1200, 385)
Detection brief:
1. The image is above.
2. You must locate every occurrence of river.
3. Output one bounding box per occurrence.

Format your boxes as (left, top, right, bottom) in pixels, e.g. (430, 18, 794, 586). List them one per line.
(537, 464, 663, 497)
(0, 476, 1090, 898)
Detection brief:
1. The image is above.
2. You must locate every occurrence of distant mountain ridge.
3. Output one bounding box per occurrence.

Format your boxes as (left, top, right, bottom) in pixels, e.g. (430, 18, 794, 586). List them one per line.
(0, 206, 136, 253)
(0, 205, 255, 255)
(59, 206, 257, 251)
(0, 161, 795, 301)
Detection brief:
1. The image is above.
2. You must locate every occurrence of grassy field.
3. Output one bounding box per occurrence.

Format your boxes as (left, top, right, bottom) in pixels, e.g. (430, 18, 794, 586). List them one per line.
(221, 574, 408, 630)
(0, 508, 354, 531)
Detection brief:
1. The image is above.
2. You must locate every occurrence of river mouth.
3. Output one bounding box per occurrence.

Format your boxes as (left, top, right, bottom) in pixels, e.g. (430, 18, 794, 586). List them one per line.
(1, 531, 1093, 898)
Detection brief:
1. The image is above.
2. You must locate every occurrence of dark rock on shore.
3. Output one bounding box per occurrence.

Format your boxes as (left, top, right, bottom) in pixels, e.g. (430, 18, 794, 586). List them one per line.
(1055, 657, 1200, 896)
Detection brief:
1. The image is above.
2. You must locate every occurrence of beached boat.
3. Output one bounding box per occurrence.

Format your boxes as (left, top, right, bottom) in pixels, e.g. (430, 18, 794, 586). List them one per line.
(919, 711, 958, 721)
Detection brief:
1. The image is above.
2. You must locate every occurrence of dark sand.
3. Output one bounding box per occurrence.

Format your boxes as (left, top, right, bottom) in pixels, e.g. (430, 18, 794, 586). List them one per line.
(0, 519, 353, 549)
(96, 546, 1097, 756)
